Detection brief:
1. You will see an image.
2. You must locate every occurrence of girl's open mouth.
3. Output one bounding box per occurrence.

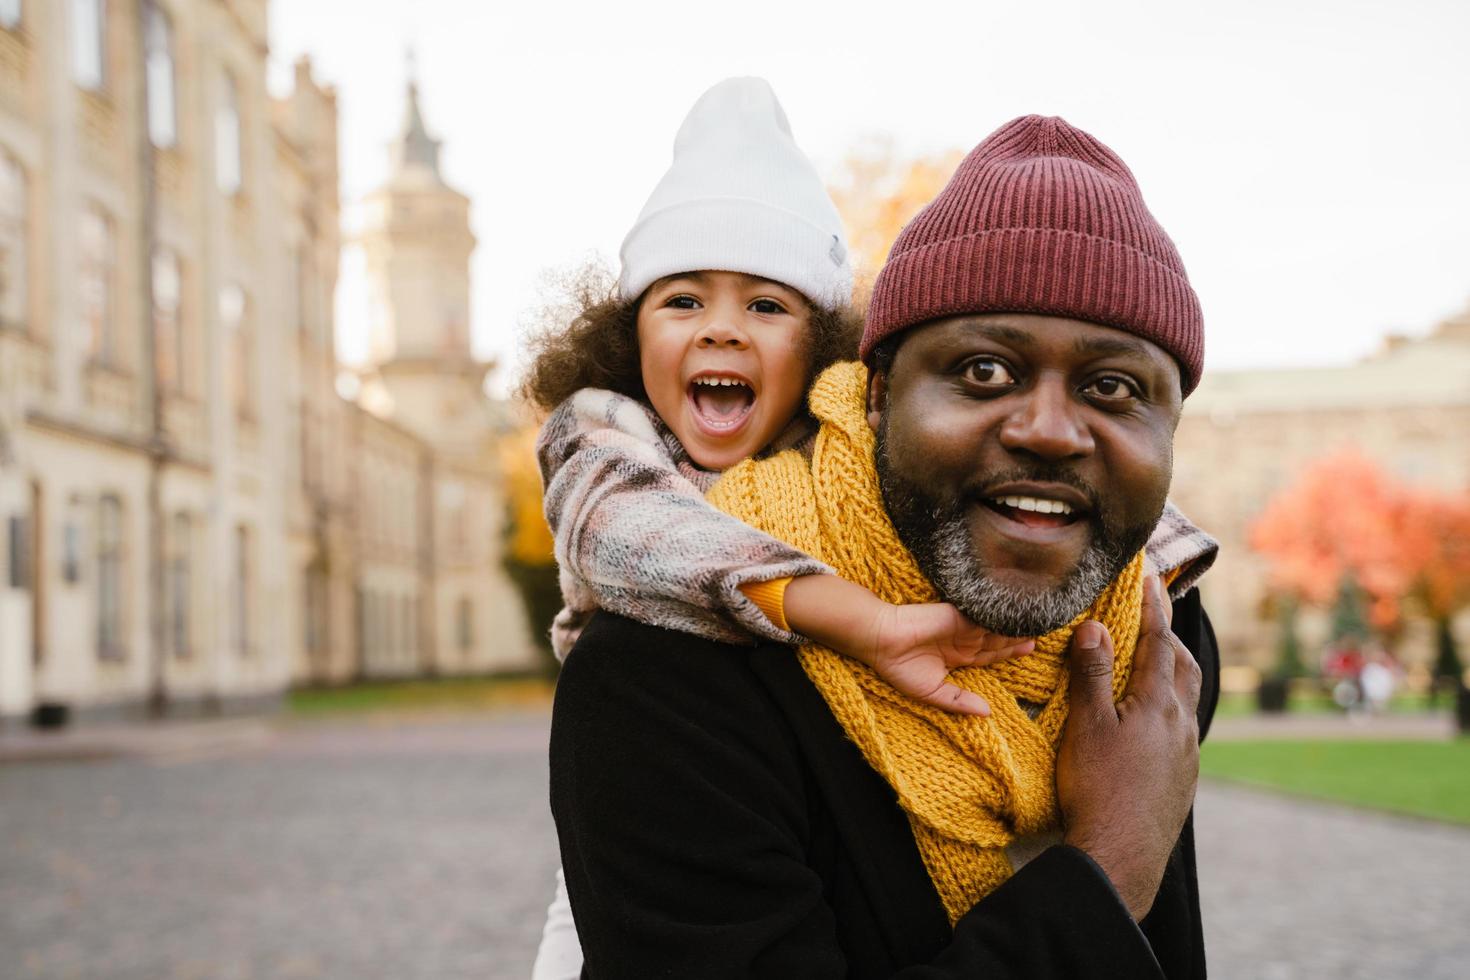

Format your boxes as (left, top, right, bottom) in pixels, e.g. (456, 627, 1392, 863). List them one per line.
(688, 375, 755, 433)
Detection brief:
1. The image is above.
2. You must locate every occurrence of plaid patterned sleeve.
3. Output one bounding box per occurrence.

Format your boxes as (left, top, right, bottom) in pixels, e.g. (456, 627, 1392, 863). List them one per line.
(536, 389, 832, 662)
(1144, 501, 1219, 599)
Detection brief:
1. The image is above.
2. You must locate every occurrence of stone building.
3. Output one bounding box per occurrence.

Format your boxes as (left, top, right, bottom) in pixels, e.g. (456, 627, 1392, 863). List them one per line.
(347, 74, 535, 682)
(1171, 308, 1470, 674)
(0, 1, 535, 726)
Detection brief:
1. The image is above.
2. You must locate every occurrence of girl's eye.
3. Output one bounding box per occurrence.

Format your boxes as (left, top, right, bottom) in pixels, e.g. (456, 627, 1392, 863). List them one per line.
(748, 298, 787, 315)
(1085, 375, 1139, 401)
(962, 357, 1016, 387)
(665, 294, 700, 310)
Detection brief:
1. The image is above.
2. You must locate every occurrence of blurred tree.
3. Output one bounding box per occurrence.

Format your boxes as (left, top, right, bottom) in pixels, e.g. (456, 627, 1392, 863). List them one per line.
(1406, 491, 1470, 703)
(1250, 451, 1416, 634)
(1329, 573, 1371, 645)
(498, 423, 560, 673)
(1251, 450, 1470, 645)
(499, 424, 554, 567)
(1276, 598, 1308, 678)
(1431, 617, 1465, 705)
(827, 140, 963, 301)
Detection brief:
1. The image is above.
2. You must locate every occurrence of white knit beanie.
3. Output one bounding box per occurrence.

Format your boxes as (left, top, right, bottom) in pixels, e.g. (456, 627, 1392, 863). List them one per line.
(618, 77, 854, 311)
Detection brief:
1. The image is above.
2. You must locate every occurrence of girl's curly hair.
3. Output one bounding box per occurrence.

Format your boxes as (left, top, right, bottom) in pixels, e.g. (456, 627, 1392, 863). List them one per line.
(518, 263, 864, 416)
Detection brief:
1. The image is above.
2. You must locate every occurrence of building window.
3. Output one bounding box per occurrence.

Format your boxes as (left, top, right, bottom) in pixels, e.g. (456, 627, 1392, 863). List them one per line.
(96, 494, 123, 659)
(233, 524, 251, 655)
(220, 284, 252, 418)
(70, 0, 105, 90)
(456, 596, 473, 652)
(144, 3, 176, 148)
(305, 566, 327, 656)
(7, 514, 30, 589)
(0, 150, 24, 329)
(168, 512, 191, 657)
(364, 591, 378, 660)
(62, 522, 82, 584)
(215, 72, 241, 195)
(152, 249, 182, 391)
(0, 1, 22, 31)
(79, 205, 115, 367)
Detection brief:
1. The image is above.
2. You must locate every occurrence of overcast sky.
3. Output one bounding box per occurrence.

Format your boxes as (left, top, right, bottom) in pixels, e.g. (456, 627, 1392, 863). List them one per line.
(268, 0, 1470, 392)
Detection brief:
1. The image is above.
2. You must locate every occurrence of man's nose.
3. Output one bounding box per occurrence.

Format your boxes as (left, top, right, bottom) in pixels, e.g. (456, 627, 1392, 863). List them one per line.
(696, 306, 750, 349)
(997, 379, 1094, 460)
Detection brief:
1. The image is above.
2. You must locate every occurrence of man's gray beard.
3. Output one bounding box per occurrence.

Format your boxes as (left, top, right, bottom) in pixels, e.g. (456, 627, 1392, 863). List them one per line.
(874, 417, 1151, 637)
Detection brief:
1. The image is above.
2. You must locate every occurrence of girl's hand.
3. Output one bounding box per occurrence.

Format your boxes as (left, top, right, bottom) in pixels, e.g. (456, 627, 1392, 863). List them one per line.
(866, 602, 1033, 715)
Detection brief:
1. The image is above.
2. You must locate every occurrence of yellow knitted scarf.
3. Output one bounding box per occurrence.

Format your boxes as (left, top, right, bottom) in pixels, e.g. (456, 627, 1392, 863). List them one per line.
(707, 361, 1148, 924)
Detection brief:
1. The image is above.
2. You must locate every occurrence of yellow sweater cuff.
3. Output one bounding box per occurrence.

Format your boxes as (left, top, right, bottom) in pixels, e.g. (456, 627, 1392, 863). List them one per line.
(739, 576, 794, 633)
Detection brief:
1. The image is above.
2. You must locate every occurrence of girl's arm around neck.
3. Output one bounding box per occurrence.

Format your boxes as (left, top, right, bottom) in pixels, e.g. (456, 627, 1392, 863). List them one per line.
(536, 388, 832, 649)
(781, 574, 1032, 716)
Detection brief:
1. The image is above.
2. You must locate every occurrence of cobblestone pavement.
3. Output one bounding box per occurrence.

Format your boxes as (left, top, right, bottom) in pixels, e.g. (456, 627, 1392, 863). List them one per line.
(1195, 780, 1470, 980)
(1, 713, 561, 980)
(3, 711, 1468, 979)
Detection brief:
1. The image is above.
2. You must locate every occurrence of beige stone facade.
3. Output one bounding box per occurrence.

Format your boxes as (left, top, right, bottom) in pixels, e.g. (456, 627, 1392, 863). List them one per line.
(1170, 310, 1470, 674)
(0, 1, 535, 724)
(348, 75, 536, 681)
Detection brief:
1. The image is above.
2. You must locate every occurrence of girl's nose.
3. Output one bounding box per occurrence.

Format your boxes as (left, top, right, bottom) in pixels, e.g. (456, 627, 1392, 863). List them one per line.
(696, 309, 750, 349)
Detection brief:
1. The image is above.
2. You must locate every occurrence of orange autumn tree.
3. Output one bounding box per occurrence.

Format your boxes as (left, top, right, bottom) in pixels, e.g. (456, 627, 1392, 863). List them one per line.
(499, 423, 555, 567)
(498, 421, 560, 670)
(828, 140, 964, 301)
(1249, 450, 1470, 635)
(1397, 489, 1470, 621)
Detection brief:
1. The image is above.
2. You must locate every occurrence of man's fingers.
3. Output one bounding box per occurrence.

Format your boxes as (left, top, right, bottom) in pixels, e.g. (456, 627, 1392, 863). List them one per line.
(1134, 575, 1179, 691)
(923, 683, 991, 717)
(1067, 620, 1117, 716)
(1175, 644, 1203, 717)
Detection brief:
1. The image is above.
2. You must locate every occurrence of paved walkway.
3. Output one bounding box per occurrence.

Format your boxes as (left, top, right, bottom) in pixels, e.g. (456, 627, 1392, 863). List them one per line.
(1196, 780, 1470, 979)
(2, 711, 1466, 978)
(1209, 710, 1459, 741)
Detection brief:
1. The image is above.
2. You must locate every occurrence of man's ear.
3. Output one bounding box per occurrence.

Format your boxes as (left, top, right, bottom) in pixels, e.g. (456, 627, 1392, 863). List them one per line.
(866, 368, 889, 433)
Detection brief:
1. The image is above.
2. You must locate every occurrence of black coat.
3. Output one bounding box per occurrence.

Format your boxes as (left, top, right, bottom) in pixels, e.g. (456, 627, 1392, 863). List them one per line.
(551, 588, 1219, 979)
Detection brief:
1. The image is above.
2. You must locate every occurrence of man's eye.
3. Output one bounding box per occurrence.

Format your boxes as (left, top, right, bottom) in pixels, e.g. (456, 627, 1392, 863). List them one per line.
(665, 294, 700, 310)
(1086, 375, 1138, 400)
(749, 298, 787, 315)
(962, 357, 1016, 387)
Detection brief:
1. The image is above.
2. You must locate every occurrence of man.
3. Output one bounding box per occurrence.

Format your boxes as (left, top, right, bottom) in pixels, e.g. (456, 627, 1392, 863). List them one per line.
(550, 115, 1219, 978)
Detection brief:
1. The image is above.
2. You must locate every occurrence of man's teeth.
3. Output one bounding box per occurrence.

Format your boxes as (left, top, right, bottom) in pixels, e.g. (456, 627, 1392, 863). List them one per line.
(693, 377, 749, 388)
(992, 495, 1074, 515)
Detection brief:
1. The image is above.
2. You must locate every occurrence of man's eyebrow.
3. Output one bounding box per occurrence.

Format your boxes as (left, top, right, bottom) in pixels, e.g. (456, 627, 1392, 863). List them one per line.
(1071, 334, 1157, 361)
(969, 323, 1035, 347)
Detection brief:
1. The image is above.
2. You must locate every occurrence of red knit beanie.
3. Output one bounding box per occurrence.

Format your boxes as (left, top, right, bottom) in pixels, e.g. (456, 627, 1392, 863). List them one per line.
(862, 115, 1204, 395)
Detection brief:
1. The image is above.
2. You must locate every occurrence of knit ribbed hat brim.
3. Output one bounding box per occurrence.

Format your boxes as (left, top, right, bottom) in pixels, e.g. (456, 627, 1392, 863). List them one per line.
(867, 227, 1204, 388)
(862, 115, 1203, 395)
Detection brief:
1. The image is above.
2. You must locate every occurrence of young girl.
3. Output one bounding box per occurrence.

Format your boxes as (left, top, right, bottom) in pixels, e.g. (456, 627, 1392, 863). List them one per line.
(524, 77, 1031, 980)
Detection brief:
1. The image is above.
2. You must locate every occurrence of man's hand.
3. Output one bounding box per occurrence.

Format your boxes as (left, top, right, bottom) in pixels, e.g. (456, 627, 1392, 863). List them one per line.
(1056, 575, 1202, 921)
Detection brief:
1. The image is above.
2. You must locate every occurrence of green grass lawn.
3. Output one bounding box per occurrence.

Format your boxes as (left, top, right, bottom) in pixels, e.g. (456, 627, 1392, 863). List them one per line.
(288, 675, 555, 717)
(1199, 739, 1470, 826)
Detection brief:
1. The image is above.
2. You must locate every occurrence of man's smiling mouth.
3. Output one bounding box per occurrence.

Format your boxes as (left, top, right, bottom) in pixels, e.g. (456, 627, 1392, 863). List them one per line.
(689, 374, 755, 431)
(977, 483, 1093, 531)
